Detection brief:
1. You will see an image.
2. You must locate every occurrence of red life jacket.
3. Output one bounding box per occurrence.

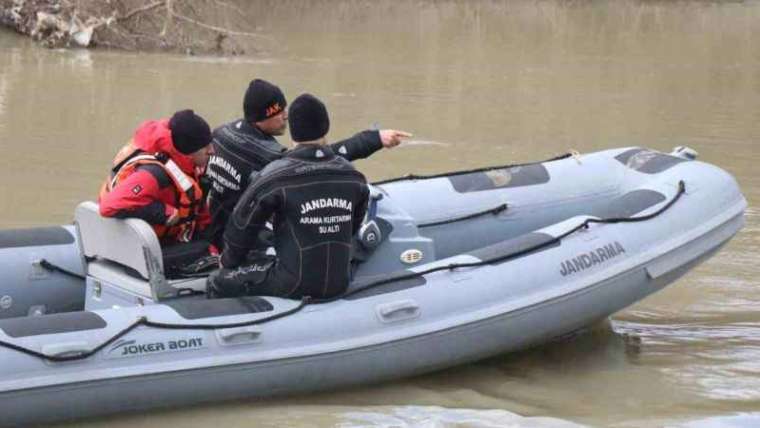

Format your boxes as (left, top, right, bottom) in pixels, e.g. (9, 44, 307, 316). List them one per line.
(99, 121, 204, 242)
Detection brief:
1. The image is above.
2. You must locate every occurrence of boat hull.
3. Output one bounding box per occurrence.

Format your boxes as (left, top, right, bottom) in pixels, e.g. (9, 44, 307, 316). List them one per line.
(0, 147, 747, 426)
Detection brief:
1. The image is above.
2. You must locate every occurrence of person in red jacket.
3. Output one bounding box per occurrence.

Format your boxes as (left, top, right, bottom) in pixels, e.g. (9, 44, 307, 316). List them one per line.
(99, 110, 214, 254)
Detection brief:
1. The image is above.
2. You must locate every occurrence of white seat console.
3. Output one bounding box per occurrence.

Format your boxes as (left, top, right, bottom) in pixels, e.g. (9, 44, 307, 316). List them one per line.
(74, 201, 206, 308)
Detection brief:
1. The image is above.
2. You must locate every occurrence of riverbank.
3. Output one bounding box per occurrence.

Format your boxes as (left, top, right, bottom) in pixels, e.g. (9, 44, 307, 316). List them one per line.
(0, 0, 263, 54)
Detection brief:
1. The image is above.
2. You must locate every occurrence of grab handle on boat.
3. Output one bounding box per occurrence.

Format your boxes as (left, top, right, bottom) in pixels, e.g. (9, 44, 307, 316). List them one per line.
(41, 341, 90, 360)
(376, 300, 421, 323)
(216, 326, 263, 345)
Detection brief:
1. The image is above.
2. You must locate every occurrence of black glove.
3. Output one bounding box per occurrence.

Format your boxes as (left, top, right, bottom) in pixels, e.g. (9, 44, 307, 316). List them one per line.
(206, 257, 275, 299)
(177, 254, 220, 276)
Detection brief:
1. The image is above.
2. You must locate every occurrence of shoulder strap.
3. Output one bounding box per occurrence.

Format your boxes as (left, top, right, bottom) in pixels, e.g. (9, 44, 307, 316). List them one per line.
(110, 154, 163, 190)
(163, 159, 194, 192)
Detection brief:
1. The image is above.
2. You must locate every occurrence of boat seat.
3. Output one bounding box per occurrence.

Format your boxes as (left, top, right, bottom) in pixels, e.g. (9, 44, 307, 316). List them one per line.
(74, 201, 206, 301)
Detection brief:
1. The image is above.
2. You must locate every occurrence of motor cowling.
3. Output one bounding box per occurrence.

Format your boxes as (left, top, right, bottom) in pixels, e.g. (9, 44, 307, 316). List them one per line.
(358, 192, 383, 250)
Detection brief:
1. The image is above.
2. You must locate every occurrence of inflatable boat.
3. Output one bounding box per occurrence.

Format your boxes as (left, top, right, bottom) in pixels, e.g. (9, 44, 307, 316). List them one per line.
(0, 146, 747, 426)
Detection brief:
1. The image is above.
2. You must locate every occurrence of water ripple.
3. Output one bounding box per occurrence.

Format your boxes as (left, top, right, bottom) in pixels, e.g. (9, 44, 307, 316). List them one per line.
(338, 406, 586, 428)
(613, 320, 760, 401)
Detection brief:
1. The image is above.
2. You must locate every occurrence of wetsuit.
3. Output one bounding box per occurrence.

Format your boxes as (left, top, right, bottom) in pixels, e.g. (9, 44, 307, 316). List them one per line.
(205, 119, 381, 248)
(209, 144, 369, 299)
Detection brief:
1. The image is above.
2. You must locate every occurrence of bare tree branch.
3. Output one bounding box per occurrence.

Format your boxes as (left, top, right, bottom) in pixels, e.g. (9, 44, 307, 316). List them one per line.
(119, 1, 165, 22)
(5, 0, 269, 54)
(171, 12, 272, 40)
(160, 0, 173, 37)
(212, 0, 245, 16)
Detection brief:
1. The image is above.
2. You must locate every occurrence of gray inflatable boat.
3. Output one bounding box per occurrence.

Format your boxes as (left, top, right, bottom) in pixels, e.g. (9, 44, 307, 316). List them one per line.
(0, 147, 746, 426)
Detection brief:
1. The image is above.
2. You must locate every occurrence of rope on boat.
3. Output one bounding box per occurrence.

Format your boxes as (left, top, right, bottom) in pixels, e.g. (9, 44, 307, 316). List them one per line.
(328, 181, 687, 302)
(38, 259, 87, 281)
(371, 152, 573, 185)
(0, 181, 686, 362)
(0, 299, 311, 363)
(418, 203, 508, 228)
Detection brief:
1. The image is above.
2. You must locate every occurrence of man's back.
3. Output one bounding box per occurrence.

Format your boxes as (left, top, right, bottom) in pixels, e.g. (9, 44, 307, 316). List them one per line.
(221, 144, 369, 298)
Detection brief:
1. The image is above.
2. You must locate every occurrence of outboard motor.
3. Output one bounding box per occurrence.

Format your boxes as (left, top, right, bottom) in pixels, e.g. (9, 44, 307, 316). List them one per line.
(358, 193, 384, 250)
(353, 186, 436, 277)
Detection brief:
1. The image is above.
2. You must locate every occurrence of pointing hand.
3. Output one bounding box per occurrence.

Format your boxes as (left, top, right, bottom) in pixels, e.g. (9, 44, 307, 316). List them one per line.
(379, 130, 413, 149)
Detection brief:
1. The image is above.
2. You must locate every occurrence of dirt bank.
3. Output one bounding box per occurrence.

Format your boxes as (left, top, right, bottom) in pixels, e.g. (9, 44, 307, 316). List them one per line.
(0, 0, 265, 54)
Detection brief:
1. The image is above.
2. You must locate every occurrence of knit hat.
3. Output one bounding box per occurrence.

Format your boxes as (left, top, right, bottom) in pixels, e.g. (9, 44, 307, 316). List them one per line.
(288, 94, 330, 143)
(169, 109, 212, 154)
(243, 79, 287, 123)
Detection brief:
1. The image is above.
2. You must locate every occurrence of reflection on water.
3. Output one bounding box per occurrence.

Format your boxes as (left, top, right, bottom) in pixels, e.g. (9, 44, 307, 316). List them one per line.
(2, 1, 760, 427)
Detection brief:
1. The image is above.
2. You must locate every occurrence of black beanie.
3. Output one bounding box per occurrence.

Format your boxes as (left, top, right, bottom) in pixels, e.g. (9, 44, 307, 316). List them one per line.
(169, 109, 212, 154)
(243, 79, 287, 123)
(288, 94, 330, 143)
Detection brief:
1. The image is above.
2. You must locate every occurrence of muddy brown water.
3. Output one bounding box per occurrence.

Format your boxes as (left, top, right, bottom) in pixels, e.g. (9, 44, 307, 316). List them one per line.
(1, 1, 759, 427)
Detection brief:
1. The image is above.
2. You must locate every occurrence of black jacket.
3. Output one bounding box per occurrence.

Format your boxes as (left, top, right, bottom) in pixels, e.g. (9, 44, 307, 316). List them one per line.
(206, 119, 382, 248)
(221, 144, 369, 298)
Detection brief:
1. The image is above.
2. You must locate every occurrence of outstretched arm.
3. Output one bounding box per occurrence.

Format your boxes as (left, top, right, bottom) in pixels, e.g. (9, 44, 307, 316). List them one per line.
(330, 129, 412, 161)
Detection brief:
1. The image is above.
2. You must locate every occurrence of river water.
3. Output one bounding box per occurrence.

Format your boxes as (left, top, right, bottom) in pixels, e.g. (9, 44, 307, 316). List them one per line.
(1, 1, 759, 427)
